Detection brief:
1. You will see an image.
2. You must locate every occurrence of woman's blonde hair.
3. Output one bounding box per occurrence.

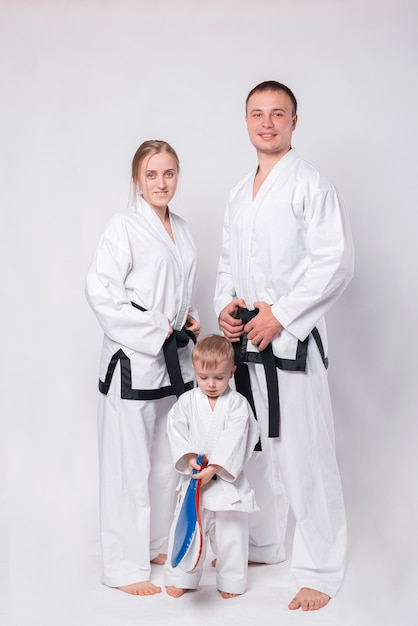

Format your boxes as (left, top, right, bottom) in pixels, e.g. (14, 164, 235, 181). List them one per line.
(131, 140, 180, 184)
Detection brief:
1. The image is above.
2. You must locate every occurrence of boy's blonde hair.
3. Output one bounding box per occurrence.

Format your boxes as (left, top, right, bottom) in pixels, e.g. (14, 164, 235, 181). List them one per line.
(192, 334, 235, 370)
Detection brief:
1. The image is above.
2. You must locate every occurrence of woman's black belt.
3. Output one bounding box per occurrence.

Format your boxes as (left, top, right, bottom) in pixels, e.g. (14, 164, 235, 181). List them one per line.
(98, 302, 196, 400)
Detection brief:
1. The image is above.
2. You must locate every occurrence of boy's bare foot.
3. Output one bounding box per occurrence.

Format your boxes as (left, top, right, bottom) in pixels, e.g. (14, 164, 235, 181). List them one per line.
(151, 553, 167, 565)
(288, 587, 330, 611)
(117, 581, 161, 596)
(211, 558, 261, 567)
(166, 586, 186, 598)
(220, 590, 240, 599)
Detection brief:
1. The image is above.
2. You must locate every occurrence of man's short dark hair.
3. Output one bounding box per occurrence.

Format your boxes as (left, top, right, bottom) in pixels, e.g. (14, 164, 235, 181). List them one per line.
(246, 81, 297, 116)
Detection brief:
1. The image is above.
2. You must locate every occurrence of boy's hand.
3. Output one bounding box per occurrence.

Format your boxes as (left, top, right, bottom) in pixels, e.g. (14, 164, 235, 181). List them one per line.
(192, 464, 221, 487)
(184, 453, 200, 473)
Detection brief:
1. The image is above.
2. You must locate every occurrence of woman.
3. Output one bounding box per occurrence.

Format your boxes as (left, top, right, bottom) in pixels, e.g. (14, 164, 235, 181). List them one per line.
(85, 140, 200, 596)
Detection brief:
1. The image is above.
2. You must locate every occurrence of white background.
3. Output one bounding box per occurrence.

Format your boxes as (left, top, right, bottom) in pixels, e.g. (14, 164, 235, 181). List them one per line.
(1, 1, 417, 624)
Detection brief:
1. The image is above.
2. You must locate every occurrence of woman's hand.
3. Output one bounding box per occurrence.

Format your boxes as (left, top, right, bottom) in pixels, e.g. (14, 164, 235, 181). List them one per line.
(185, 315, 200, 338)
(166, 323, 174, 340)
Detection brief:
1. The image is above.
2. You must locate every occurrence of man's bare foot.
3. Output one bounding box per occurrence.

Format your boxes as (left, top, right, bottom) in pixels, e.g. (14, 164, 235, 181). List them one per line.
(288, 587, 330, 611)
(151, 553, 167, 565)
(166, 586, 186, 598)
(220, 590, 240, 599)
(117, 581, 161, 596)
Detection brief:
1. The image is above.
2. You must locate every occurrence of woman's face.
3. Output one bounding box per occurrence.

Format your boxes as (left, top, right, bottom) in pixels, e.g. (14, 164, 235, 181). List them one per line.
(136, 151, 178, 214)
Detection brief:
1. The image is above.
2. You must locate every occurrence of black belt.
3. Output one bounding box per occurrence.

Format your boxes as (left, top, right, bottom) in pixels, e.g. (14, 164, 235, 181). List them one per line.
(163, 327, 197, 398)
(233, 307, 279, 448)
(98, 302, 196, 400)
(233, 307, 328, 445)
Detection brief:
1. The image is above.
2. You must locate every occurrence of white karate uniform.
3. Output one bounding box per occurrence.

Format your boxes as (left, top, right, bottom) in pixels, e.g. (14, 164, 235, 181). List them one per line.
(85, 194, 198, 587)
(164, 386, 259, 594)
(214, 148, 354, 597)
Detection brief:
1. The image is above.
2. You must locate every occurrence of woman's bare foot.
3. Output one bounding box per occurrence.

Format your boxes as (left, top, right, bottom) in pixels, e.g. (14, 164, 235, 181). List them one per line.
(117, 581, 161, 596)
(151, 553, 167, 565)
(288, 587, 330, 611)
(166, 586, 186, 598)
(219, 590, 240, 599)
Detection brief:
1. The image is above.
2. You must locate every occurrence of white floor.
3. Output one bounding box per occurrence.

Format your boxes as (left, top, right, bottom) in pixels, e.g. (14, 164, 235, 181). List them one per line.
(4, 499, 416, 626)
(3, 530, 416, 626)
(78, 549, 400, 626)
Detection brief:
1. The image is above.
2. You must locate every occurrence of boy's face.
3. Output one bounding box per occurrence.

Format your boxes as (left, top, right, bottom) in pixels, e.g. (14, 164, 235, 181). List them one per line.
(193, 359, 236, 400)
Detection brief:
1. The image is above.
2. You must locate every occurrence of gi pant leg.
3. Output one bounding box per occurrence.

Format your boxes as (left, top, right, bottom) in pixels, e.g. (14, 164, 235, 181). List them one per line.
(164, 509, 249, 596)
(247, 340, 347, 597)
(97, 365, 177, 587)
(244, 445, 288, 564)
(164, 508, 212, 590)
(214, 511, 249, 595)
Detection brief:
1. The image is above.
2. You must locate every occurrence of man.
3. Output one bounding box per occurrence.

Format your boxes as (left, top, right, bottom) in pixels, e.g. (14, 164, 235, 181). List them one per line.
(214, 81, 354, 611)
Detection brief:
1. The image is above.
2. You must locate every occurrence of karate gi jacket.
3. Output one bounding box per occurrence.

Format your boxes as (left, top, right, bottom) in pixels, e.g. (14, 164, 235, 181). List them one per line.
(167, 386, 259, 513)
(214, 148, 354, 364)
(86, 195, 198, 396)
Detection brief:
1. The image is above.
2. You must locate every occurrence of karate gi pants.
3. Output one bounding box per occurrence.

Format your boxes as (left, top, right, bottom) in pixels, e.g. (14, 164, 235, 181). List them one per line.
(164, 509, 249, 595)
(244, 339, 347, 597)
(97, 365, 177, 587)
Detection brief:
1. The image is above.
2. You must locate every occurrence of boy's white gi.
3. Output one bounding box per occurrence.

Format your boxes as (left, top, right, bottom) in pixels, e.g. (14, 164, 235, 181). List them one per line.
(214, 148, 354, 597)
(86, 194, 198, 587)
(164, 386, 259, 594)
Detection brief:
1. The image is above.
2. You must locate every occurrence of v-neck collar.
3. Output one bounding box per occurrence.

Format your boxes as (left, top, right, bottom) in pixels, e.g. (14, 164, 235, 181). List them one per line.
(135, 194, 178, 251)
(251, 147, 297, 204)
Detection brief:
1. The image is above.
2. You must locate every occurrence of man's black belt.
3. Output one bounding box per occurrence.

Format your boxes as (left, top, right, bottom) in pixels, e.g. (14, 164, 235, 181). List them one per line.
(98, 302, 196, 400)
(233, 307, 279, 448)
(233, 306, 328, 446)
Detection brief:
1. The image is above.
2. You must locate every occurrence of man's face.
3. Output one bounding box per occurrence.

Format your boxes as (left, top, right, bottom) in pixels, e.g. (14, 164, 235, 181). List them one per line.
(246, 89, 297, 157)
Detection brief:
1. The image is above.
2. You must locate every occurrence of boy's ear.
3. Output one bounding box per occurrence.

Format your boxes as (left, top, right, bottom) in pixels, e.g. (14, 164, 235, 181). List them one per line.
(231, 365, 237, 376)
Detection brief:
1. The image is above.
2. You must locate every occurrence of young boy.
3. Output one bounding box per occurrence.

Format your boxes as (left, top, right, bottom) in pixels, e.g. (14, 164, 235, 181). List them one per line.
(164, 334, 259, 599)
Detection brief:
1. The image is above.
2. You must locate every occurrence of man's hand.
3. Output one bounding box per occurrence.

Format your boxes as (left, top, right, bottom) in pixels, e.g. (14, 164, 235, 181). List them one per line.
(218, 298, 247, 342)
(244, 301, 283, 351)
